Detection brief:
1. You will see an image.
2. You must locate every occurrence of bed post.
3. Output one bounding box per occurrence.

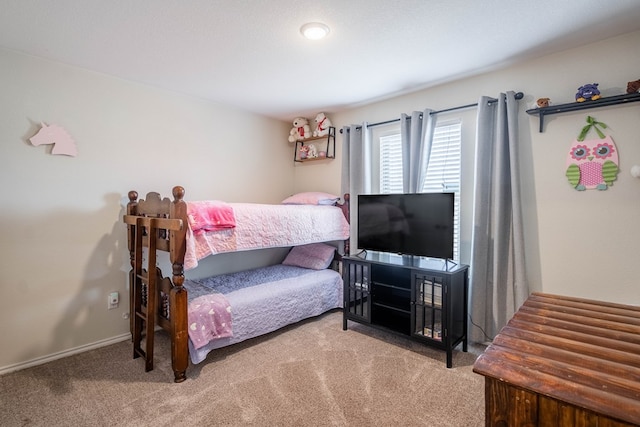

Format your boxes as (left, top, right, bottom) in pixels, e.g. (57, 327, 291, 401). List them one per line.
(342, 193, 350, 255)
(126, 191, 139, 338)
(169, 186, 189, 383)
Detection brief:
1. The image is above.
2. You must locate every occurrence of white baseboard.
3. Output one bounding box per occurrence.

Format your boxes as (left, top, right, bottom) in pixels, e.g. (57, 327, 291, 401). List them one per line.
(0, 333, 131, 376)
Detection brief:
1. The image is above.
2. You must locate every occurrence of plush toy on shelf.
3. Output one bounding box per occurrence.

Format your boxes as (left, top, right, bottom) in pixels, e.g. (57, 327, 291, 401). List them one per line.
(298, 145, 310, 159)
(575, 83, 601, 102)
(626, 79, 640, 94)
(288, 117, 311, 143)
(312, 112, 333, 137)
(307, 143, 318, 158)
(536, 97, 551, 108)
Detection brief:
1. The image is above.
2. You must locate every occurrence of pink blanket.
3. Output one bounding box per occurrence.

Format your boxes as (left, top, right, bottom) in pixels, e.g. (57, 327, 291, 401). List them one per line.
(187, 201, 236, 234)
(188, 293, 233, 350)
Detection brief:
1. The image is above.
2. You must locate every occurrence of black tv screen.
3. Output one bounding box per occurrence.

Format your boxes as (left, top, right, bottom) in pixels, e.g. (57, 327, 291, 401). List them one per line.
(357, 193, 454, 260)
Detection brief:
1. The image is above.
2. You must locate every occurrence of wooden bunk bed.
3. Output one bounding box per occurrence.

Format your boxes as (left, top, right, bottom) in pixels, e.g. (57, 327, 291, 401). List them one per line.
(123, 186, 350, 382)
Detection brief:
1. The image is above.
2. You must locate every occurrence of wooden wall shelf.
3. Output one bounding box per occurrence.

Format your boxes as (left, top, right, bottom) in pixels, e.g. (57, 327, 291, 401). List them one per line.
(526, 92, 640, 132)
(293, 126, 336, 163)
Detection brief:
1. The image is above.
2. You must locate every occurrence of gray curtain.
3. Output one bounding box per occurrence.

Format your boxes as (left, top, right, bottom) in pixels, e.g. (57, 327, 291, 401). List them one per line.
(341, 124, 372, 252)
(341, 124, 372, 198)
(469, 91, 528, 343)
(400, 109, 436, 193)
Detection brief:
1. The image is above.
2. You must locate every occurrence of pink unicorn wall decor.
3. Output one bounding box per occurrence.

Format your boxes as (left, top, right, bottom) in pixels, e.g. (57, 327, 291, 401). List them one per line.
(29, 122, 78, 157)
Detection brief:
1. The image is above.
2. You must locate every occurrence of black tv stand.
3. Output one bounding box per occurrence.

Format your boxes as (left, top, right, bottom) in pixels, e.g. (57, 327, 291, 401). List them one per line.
(444, 258, 458, 269)
(342, 251, 469, 368)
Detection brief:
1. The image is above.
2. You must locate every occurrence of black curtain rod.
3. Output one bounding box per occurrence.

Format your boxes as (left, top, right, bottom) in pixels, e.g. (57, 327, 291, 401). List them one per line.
(339, 91, 524, 133)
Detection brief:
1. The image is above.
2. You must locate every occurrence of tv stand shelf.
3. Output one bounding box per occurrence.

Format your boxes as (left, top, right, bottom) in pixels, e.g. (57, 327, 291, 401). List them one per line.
(342, 251, 469, 368)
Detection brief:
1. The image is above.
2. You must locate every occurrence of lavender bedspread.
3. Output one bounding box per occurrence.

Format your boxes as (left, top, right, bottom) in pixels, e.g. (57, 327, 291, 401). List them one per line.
(184, 264, 343, 364)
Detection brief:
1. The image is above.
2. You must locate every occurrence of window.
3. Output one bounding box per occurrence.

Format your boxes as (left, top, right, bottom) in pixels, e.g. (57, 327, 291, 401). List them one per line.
(378, 120, 461, 260)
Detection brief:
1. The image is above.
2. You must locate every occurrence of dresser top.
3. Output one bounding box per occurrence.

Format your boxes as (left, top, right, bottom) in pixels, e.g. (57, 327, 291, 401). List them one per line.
(344, 250, 468, 273)
(473, 292, 640, 425)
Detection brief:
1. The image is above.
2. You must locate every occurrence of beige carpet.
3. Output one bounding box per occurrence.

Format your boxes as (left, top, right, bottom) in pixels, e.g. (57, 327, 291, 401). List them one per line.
(0, 310, 485, 426)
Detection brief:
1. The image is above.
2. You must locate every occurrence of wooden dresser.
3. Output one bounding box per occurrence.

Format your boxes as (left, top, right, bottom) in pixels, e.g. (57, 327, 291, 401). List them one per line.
(473, 292, 640, 426)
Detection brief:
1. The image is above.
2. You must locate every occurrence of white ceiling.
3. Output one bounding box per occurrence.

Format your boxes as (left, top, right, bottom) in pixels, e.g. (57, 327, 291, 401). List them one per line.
(2, 0, 640, 121)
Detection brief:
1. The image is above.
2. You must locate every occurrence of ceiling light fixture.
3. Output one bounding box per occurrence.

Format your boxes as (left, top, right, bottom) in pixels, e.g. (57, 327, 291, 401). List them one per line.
(300, 22, 330, 40)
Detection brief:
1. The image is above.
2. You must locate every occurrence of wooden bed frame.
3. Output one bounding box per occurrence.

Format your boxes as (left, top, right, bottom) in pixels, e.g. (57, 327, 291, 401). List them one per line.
(123, 186, 350, 382)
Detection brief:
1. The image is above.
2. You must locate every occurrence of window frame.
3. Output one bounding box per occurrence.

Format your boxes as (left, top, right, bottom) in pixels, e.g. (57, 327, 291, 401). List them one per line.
(373, 119, 462, 260)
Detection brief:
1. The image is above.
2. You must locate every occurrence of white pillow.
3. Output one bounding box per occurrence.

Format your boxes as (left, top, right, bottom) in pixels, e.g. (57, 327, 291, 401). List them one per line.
(282, 192, 340, 206)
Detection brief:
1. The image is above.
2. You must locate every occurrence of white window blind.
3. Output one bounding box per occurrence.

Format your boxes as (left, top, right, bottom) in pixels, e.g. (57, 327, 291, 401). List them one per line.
(378, 120, 461, 260)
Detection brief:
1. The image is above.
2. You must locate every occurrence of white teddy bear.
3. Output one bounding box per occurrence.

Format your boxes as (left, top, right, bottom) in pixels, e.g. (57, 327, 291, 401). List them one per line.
(288, 117, 311, 143)
(307, 143, 318, 158)
(312, 112, 333, 137)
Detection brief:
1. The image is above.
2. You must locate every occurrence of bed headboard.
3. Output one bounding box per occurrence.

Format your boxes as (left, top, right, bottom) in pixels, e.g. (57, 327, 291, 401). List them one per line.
(125, 186, 188, 277)
(337, 193, 350, 254)
(123, 186, 190, 382)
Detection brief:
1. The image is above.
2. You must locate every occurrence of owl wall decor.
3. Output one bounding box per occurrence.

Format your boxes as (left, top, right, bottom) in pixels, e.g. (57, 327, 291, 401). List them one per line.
(565, 116, 619, 191)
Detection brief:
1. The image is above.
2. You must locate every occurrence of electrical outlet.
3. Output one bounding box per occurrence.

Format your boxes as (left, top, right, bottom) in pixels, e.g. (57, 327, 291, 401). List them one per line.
(108, 292, 119, 310)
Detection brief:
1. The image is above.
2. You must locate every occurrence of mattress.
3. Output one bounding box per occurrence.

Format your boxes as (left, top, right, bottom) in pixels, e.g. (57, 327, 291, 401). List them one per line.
(184, 264, 343, 364)
(184, 203, 350, 270)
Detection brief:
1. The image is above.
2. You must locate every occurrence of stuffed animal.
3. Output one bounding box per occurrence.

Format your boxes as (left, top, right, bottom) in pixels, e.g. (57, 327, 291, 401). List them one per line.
(575, 83, 601, 102)
(626, 79, 640, 94)
(312, 112, 333, 137)
(536, 98, 551, 108)
(307, 143, 318, 158)
(288, 117, 311, 143)
(298, 145, 309, 159)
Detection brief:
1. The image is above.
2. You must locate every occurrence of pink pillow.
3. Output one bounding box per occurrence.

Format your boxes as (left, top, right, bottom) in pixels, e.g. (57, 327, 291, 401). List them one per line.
(282, 243, 336, 270)
(282, 192, 340, 206)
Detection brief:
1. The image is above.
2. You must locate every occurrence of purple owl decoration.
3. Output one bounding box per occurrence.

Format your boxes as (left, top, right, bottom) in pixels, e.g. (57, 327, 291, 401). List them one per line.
(566, 116, 619, 191)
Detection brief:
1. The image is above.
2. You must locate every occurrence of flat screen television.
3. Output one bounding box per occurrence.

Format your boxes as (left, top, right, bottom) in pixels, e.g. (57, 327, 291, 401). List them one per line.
(357, 192, 455, 260)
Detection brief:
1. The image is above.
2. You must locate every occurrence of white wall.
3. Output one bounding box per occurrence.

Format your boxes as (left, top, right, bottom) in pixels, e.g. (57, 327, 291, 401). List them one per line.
(0, 48, 292, 372)
(296, 30, 640, 307)
(3, 30, 640, 373)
